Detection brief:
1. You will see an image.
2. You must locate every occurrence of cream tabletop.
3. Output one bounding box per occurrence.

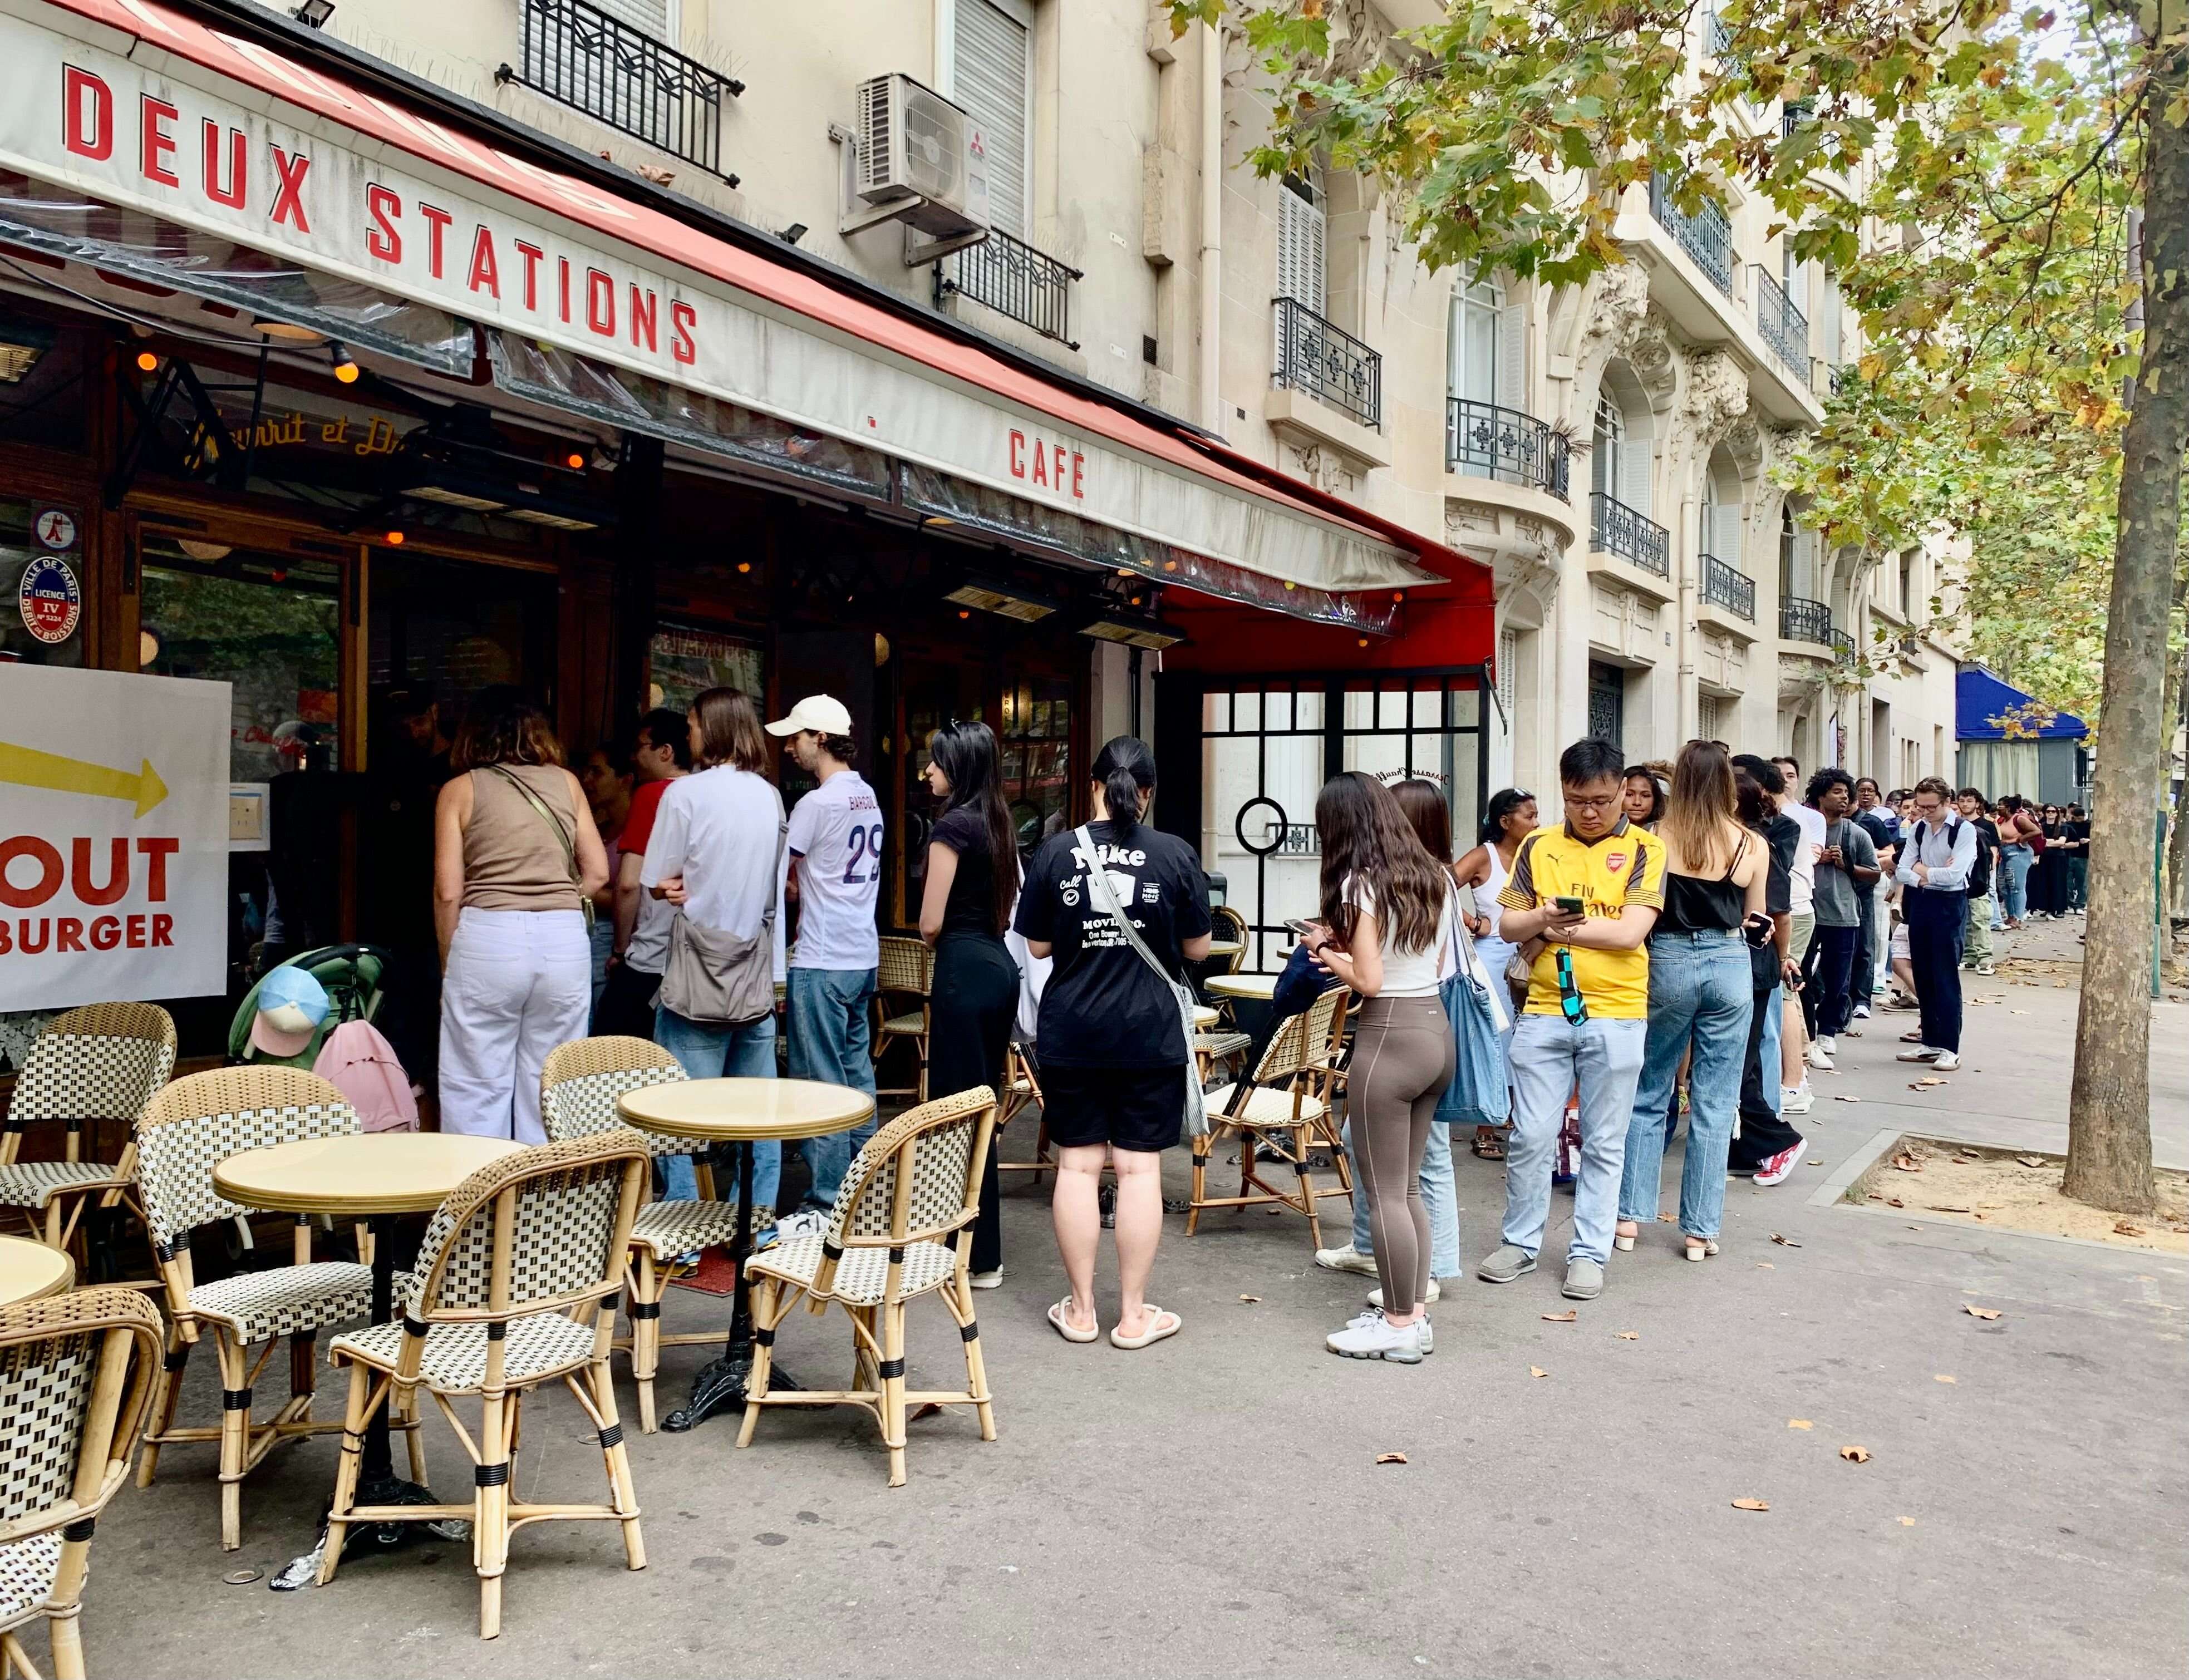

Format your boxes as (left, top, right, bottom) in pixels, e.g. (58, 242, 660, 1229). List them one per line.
(1204, 972, 1280, 1001)
(1202, 939, 1246, 958)
(618, 1077, 876, 1144)
(0, 1235, 74, 1307)
(213, 1134, 524, 1217)
(1191, 1005, 1221, 1031)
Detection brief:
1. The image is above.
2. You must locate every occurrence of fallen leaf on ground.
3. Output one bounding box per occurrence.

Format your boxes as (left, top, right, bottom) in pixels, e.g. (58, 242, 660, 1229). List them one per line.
(1887, 1197, 1905, 1208)
(1928, 1204, 1974, 1214)
(1839, 1445, 1872, 1463)
(1787, 1418, 1813, 1430)
(1892, 1153, 1922, 1171)
(1238, 1294, 1261, 1303)
(1835, 1095, 1862, 1102)
(2010, 1009, 2028, 1015)
(1542, 1309, 1577, 1322)
(1731, 1498, 1770, 1512)
(2016, 1155, 2047, 1167)
(2114, 1220, 2148, 1237)
(1899, 1516, 1917, 1526)
(1375, 1452, 1409, 1465)
(1934, 1374, 1957, 1384)
(1964, 1304, 2002, 1320)
(912, 1403, 943, 1421)
(1756, 1261, 1774, 1269)
(1656, 1213, 1677, 1222)
(1616, 1330, 1640, 1340)
(1528, 1366, 1548, 1379)
(1770, 1233, 1802, 1248)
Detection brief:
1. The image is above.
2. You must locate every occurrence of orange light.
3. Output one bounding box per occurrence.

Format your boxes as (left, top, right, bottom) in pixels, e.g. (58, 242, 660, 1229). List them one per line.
(385, 529, 405, 546)
(135, 351, 159, 372)
(958, 609, 971, 619)
(736, 561, 752, 574)
(1163, 559, 1178, 572)
(565, 451, 586, 470)
(1116, 568, 1133, 578)
(1357, 637, 1370, 648)
(1393, 590, 1405, 603)
(332, 359, 360, 385)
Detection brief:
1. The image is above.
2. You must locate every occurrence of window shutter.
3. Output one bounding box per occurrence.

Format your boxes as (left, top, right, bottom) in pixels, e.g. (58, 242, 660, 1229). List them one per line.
(1710, 501, 1743, 564)
(593, 0, 669, 37)
(1277, 179, 1326, 314)
(955, 0, 1030, 236)
(1819, 268, 1843, 365)
(1620, 434, 1652, 518)
(1792, 528, 1819, 597)
(1495, 294, 1526, 412)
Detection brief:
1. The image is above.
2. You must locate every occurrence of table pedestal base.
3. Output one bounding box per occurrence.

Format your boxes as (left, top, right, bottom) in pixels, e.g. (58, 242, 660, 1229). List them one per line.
(662, 1348, 799, 1433)
(270, 1480, 468, 1592)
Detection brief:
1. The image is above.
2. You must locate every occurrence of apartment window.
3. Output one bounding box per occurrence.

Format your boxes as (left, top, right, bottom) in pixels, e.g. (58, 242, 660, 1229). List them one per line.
(596, 0, 670, 35)
(1591, 395, 1622, 498)
(1593, 382, 1654, 516)
(1698, 694, 1726, 743)
(1818, 266, 1843, 365)
(1900, 548, 1920, 616)
(954, 0, 1032, 237)
(1701, 474, 1742, 565)
(1277, 172, 1327, 316)
(1449, 270, 1519, 409)
(1496, 626, 1518, 715)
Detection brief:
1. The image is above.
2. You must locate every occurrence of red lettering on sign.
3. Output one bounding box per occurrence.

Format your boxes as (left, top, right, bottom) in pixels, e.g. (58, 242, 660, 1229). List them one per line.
(0, 837, 63, 910)
(630, 285, 657, 353)
(90, 915, 121, 952)
(515, 241, 544, 311)
(586, 268, 615, 337)
(140, 95, 179, 187)
(269, 145, 311, 231)
(1009, 430, 1026, 478)
(366, 184, 402, 262)
(56, 918, 85, 953)
(126, 914, 147, 948)
(202, 120, 247, 208)
(1071, 452, 1085, 499)
(137, 837, 178, 902)
(419, 203, 452, 278)
(62, 66, 113, 161)
(1031, 444, 1049, 488)
(152, 914, 174, 947)
(1051, 444, 1068, 491)
(671, 300, 697, 364)
(12, 920, 48, 954)
(558, 257, 572, 323)
(72, 838, 128, 907)
(467, 225, 500, 298)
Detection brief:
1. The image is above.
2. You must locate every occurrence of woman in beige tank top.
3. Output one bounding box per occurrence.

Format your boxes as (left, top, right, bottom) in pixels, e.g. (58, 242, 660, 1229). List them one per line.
(433, 688, 608, 1142)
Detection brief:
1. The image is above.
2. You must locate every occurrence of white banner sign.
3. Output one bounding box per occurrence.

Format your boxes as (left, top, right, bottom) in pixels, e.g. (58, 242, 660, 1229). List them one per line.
(0, 665, 229, 1011)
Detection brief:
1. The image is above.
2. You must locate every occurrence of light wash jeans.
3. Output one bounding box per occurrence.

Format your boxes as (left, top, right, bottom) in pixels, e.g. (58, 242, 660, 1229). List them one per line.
(439, 907, 591, 1144)
(1757, 978, 1783, 1117)
(1999, 844, 2033, 923)
(1348, 1116, 1461, 1277)
(653, 1005, 778, 1221)
(1501, 1012, 1647, 1267)
(786, 965, 878, 1211)
(1618, 932, 1755, 1239)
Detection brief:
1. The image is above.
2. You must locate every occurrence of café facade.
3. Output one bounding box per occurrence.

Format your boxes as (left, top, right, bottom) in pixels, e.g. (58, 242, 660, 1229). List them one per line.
(0, 0, 1497, 1064)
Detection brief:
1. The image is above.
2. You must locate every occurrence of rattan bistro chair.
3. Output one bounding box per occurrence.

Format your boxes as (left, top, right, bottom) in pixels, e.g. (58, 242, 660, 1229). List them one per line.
(1188, 987, 1352, 1250)
(540, 1036, 755, 1433)
(738, 1086, 999, 1489)
(992, 1039, 1053, 1183)
(0, 1287, 163, 1680)
(872, 937, 934, 1103)
(321, 1132, 651, 1640)
(0, 1004, 175, 1254)
(132, 1067, 419, 1552)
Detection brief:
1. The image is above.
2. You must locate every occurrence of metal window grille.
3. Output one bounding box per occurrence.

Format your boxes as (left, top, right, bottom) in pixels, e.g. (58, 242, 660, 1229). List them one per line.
(1754, 265, 1811, 372)
(1701, 552, 1755, 620)
(1272, 296, 1383, 429)
(505, 0, 735, 175)
(1589, 490, 1671, 577)
(936, 229, 1081, 348)
(1649, 175, 1734, 294)
(1446, 398, 1570, 500)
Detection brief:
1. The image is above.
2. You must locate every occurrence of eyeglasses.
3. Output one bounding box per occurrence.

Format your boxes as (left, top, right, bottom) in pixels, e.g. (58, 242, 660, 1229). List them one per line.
(1555, 948, 1589, 1024)
(1565, 794, 1621, 812)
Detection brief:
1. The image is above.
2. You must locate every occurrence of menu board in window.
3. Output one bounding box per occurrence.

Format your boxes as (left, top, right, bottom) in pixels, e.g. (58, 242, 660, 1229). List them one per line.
(650, 626, 763, 718)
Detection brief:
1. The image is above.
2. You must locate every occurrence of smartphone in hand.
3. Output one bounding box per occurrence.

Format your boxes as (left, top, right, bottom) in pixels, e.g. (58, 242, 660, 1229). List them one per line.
(1552, 896, 1586, 916)
(1743, 912, 1774, 948)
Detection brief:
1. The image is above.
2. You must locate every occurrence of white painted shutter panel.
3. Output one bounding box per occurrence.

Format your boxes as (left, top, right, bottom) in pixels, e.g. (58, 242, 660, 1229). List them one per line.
(593, 0, 670, 36)
(1710, 501, 1743, 563)
(1791, 528, 1820, 597)
(1494, 294, 1526, 411)
(1620, 435, 1652, 518)
(1277, 183, 1326, 314)
(1819, 269, 1843, 364)
(955, 0, 1029, 237)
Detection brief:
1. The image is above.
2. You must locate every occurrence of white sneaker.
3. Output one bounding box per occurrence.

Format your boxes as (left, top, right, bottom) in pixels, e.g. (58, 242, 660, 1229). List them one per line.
(1782, 1083, 1814, 1115)
(1314, 1242, 1380, 1277)
(1853, 1003, 1872, 1019)
(1345, 1305, 1435, 1354)
(968, 1268, 1005, 1290)
(1806, 1041, 1835, 1071)
(1974, 962, 1995, 976)
(774, 1208, 829, 1241)
(1896, 1046, 1942, 1063)
(1931, 1051, 1961, 1071)
(1367, 1278, 1442, 1307)
(1325, 1307, 1424, 1363)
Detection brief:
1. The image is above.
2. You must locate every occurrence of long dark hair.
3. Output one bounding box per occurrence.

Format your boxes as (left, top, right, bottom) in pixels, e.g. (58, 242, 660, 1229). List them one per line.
(1480, 787, 1534, 846)
(1390, 779, 1453, 865)
(927, 721, 1016, 937)
(1316, 772, 1447, 954)
(1093, 736, 1157, 839)
(1735, 768, 1770, 832)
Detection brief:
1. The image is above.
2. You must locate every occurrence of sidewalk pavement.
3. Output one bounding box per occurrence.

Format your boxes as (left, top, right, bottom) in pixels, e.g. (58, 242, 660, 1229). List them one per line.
(80, 909, 2186, 1679)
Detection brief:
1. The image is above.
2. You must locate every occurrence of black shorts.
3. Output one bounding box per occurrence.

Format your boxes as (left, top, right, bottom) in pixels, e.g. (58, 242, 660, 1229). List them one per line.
(1039, 1062, 1185, 1154)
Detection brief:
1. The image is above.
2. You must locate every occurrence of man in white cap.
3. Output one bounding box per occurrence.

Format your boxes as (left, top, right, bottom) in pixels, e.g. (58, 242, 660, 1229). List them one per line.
(765, 695, 883, 1234)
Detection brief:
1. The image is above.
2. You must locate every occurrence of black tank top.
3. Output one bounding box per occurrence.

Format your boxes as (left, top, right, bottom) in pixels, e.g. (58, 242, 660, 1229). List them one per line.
(1656, 831, 1748, 935)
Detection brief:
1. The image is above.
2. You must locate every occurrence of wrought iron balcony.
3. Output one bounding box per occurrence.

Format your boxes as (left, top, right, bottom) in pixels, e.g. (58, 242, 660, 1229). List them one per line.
(1649, 175, 1734, 294)
(1272, 295, 1383, 430)
(1780, 595, 1833, 645)
(502, 0, 738, 175)
(1701, 553, 1755, 620)
(936, 229, 1081, 349)
(1782, 100, 1813, 140)
(1754, 265, 1811, 372)
(1589, 490, 1670, 577)
(1447, 398, 1570, 500)
(1707, 11, 1739, 57)
(1835, 629, 1861, 663)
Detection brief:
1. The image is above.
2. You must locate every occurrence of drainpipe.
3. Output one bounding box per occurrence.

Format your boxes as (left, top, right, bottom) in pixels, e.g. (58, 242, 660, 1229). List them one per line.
(1199, 17, 1223, 434)
(1678, 471, 1699, 744)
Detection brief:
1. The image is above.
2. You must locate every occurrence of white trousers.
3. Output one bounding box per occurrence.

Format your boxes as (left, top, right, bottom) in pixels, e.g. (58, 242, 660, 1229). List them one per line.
(439, 906, 591, 1144)
(1871, 878, 1895, 990)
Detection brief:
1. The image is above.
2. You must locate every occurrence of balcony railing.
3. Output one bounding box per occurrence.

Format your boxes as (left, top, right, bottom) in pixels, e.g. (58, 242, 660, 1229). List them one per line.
(1590, 490, 1671, 577)
(503, 0, 737, 175)
(1835, 629, 1861, 663)
(1272, 295, 1383, 430)
(1754, 265, 1811, 372)
(1780, 595, 1833, 645)
(1447, 398, 1570, 501)
(1649, 175, 1734, 294)
(1707, 11, 1738, 57)
(1782, 100, 1812, 140)
(936, 229, 1082, 348)
(1701, 553, 1755, 620)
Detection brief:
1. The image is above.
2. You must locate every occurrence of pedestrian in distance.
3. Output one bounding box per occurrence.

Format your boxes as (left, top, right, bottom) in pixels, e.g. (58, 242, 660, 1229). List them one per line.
(1015, 737, 1209, 1349)
(1725, 762, 1809, 1185)
(1995, 795, 2040, 927)
(1894, 776, 1979, 1072)
(1448, 786, 1537, 1161)
(1615, 741, 1766, 1261)
(1955, 787, 2001, 977)
(1296, 772, 1458, 1359)
(1621, 765, 1666, 829)
(1799, 768, 1880, 1069)
(1850, 776, 1898, 1017)
(2064, 804, 2091, 911)
(1773, 755, 1825, 1113)
(1479, 737, 1665, 1302)
(434, 687, 608, 1144)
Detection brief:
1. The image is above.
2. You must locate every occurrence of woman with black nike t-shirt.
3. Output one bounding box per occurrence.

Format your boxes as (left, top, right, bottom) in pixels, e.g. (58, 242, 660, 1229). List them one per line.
(1016, 737, 1212, 1351)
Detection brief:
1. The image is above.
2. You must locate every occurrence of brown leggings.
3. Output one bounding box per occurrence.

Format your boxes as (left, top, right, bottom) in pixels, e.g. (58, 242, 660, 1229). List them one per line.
(1349, 994, 1457, 1316)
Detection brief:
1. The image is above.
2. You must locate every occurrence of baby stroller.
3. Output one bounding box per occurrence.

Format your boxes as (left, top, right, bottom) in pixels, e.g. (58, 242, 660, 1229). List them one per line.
(227, 944, 393, 1068)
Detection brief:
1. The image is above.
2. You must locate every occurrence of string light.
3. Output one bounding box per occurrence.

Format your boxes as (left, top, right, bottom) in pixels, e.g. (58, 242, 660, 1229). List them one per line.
(135, 350, 159, 372)
(329, 341, 359, 383)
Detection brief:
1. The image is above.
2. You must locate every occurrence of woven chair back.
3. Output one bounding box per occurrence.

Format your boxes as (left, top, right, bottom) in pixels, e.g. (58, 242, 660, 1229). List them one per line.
(0, 1285, 163, 1533)
(825, 1086, 996, 1249)
(134, 1066, 360, 1248)
(1209, 905, 1248, 972)
(1250, 986, 1346, 1086)
(5, 1002, 176, 1129)
(540, 1036, 689, 1159)
(875, 936, 933, 995)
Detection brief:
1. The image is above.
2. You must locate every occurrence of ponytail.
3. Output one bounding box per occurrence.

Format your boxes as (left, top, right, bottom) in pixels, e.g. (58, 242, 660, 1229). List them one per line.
(1092, 736, 1157, 839)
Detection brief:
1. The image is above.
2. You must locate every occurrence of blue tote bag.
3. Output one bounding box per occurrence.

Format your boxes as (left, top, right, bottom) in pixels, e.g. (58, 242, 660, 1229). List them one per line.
(1435, 910, 1512, 1127)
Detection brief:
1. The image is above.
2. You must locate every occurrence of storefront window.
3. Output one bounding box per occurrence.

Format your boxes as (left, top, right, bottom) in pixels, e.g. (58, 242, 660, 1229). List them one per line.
(998, 676, 1072, 851)
(650, 625, 763, 717)
(0, 498, 90, 668)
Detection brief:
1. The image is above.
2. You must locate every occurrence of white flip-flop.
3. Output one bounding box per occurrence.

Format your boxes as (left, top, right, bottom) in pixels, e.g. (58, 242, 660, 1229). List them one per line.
(1047, 1299, 1100, 1343)
(1109, 1304, 1182, 1350)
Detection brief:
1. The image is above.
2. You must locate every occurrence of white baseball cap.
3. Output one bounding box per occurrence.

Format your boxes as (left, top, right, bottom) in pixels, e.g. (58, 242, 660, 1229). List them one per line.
(765, 694, 854, 737)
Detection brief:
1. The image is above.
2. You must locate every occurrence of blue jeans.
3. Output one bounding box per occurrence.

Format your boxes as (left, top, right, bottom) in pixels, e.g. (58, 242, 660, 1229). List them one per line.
(1502, 1013, 1647, 1267)
(786, 966, 878, 1210)
(1999, 844, 2033, 922)
(1618, 932, 1755, 1239)
(652, 1005, 779, 1220)
(1349, 1115, 1461, 1277)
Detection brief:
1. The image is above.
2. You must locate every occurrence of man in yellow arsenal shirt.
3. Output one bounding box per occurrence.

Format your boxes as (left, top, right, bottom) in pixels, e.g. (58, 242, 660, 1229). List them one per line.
(1482, 737, 1664, 1302)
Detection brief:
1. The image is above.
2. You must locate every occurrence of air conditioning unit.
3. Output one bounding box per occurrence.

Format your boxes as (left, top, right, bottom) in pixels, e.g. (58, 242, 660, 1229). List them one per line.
(853, 72, 990, 240)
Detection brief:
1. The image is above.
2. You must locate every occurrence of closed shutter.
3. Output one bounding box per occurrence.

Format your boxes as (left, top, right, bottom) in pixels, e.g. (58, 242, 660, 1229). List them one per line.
(1620, 435, 1653, 518)
(1497, 627, 1518, 715)
(955, 0, 1030, 236)
(593, 0, 670, 36)
(1819, 268, 1843, 365)
(1277, 177, 1326, 315)
(1709, 500, 1743, 564)
(1591, 395, 1621, 499)
(1790, 528, 1819, 597)
(1495, 294, 1526, 412)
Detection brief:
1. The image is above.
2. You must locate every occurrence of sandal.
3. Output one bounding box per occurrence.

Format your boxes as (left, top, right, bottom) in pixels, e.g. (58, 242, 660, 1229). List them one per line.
(1900, 1029, 1927, 1043)
(1109, 1304, 1182, 1350)
(1684, 1236, 1720, 1262)
(1470, 1127, 1507, 1160)
(1047, 1299, 1100, 1343)
(1614, 1219, 1639, 1252)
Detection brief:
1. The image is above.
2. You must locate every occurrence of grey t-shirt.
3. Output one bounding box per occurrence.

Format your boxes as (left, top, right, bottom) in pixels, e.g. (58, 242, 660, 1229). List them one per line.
(1812, 817, 1878, 928)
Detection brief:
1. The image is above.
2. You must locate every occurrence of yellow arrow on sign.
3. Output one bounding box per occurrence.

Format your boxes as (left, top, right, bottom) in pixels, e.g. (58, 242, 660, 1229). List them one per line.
(0, 740, 168, 818)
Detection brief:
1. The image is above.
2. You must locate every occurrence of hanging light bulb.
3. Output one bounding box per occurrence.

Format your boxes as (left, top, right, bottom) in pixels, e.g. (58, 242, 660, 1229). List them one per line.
(329, 341, 360, 384)
(135, 350, 159, 372)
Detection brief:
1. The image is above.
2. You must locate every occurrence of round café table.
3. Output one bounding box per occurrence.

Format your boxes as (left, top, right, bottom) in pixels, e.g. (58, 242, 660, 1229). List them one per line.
(213, 1133, 521, 1576)
(616, 1078, 875, 1433)
(0, 1235, 74, 1306)
(1204, 972, 1279, 1002)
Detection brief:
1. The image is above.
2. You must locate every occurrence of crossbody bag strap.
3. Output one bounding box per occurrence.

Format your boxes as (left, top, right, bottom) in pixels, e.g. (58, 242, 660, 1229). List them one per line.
(1072, 826, 1177, 986)
(486, 765, 579, 894)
